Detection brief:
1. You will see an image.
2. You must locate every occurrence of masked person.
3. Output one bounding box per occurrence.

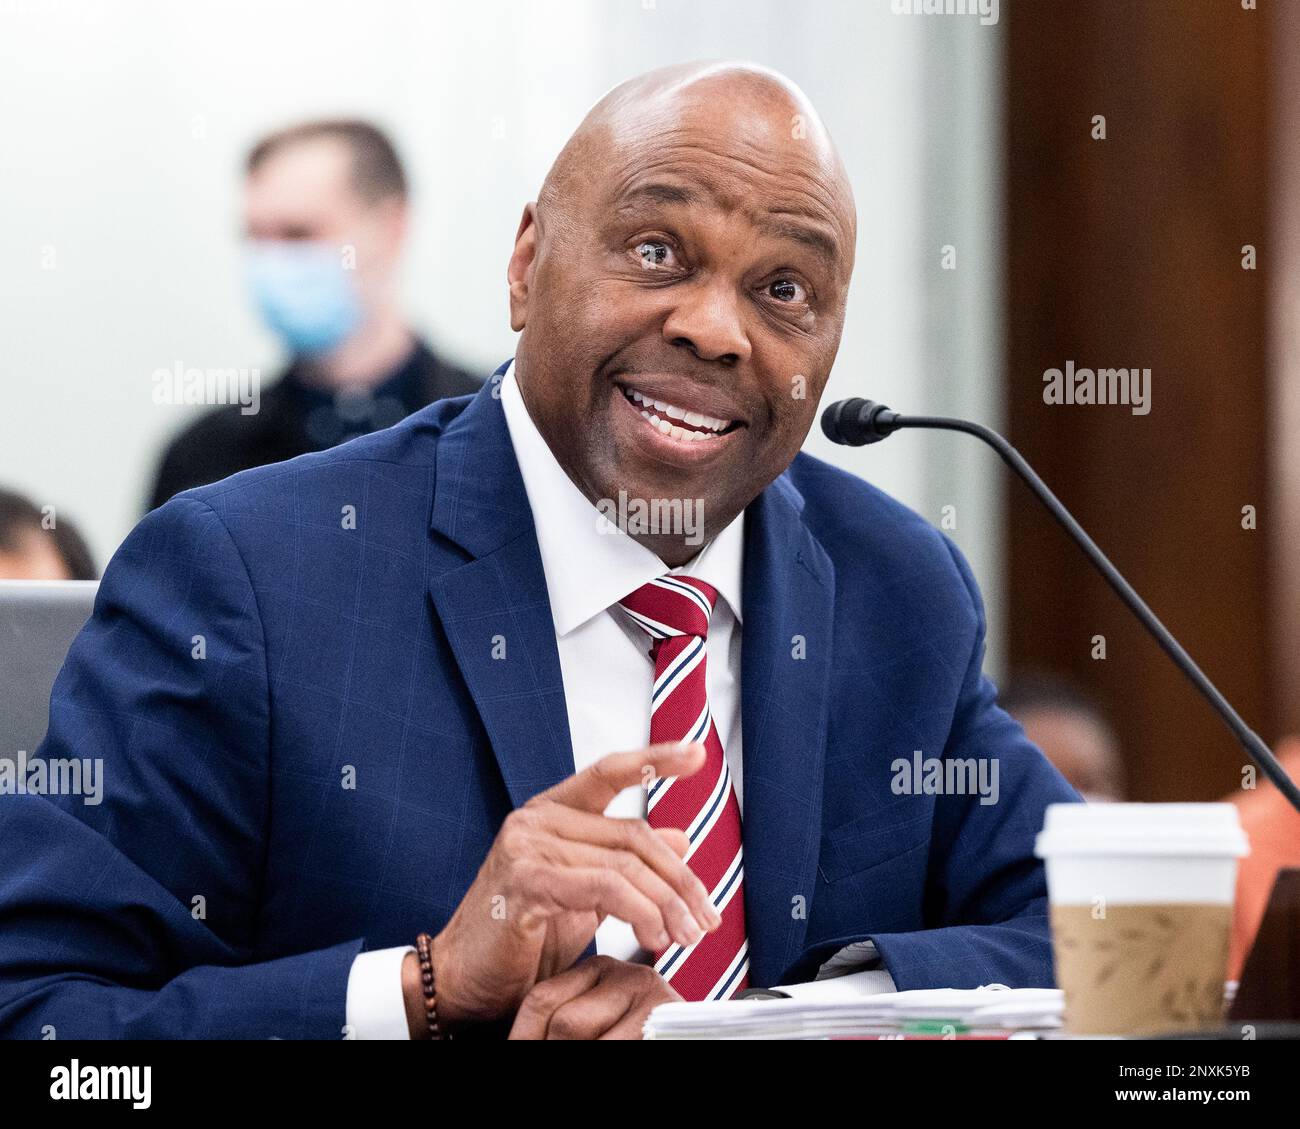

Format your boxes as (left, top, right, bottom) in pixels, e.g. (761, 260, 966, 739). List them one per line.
(147, 120, 480, 511)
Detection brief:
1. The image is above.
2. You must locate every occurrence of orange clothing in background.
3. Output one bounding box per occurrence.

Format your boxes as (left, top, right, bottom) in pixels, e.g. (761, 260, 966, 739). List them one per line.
(1225, 743, 1300, 982)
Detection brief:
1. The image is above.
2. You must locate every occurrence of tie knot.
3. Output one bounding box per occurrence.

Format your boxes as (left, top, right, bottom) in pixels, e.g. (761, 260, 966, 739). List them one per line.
(619, 575, 718, 641)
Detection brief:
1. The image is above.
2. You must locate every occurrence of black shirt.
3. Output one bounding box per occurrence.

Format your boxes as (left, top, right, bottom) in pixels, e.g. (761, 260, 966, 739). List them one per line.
(148, 339, 482, 511)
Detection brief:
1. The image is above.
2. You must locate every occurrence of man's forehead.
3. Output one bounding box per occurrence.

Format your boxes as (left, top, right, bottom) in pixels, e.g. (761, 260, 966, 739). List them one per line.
(251, 137, 350, 183)
(246, 138, 360, 214)
(608, 150, 843, 214)
(599, 81, 849, 211)
(604, 82, 833, 170)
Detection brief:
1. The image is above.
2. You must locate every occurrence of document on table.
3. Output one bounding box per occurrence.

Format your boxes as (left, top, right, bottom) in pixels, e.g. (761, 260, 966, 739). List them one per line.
(643, 982, 1064, 1040)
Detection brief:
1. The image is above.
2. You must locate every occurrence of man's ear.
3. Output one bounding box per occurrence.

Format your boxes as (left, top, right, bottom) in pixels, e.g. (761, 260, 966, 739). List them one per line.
(507, 203, 539, 332)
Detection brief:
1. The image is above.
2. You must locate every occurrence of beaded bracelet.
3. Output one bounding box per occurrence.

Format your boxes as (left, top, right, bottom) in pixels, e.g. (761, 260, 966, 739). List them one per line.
(415, 932, 446, 1040)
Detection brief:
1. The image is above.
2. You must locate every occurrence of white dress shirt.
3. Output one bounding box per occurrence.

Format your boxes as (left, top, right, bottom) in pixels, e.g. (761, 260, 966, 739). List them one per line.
(344, 359, 890, 1038)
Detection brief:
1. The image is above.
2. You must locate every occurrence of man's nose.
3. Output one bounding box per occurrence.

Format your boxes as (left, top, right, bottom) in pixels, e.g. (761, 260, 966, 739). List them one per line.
(662, 279, 752, 365)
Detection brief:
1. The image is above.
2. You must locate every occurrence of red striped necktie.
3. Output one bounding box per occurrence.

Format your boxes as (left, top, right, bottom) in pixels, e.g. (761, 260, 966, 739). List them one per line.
(618, 575, 749, 1001)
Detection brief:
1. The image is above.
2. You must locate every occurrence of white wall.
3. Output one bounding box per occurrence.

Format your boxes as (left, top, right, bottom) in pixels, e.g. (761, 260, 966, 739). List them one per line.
(0, 0, 1005, 668)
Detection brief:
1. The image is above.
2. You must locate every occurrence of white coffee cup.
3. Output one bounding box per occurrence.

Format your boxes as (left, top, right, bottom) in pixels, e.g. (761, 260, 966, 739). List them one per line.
(1034, 803, 1250, 1034)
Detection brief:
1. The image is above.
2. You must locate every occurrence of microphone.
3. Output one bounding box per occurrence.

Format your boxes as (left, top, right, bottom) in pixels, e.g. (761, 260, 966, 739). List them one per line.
(821, 397, 1300, 813)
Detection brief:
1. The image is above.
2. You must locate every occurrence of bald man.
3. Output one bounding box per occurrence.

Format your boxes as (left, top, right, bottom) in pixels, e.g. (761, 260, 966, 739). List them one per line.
(0, 62, 1077, 1040)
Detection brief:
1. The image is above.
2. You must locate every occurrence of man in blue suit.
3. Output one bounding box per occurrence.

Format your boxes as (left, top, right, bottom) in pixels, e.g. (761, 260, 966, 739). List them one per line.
(0, 61, 1077, 1040)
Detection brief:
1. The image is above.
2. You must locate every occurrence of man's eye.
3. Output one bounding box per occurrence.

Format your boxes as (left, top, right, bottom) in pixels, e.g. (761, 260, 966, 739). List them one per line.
(635, 240, 676, 270)
(769, 278, 806, 303)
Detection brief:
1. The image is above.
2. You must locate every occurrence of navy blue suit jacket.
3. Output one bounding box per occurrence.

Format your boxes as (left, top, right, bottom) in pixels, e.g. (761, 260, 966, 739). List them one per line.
(0, 365, 1078, 1038)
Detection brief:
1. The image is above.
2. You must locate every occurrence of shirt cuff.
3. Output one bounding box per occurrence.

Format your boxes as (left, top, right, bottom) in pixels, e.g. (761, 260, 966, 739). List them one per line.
(346, 945, 415, 1040)
(774, 967, 898, 1000)
(770, 941, 897, 999)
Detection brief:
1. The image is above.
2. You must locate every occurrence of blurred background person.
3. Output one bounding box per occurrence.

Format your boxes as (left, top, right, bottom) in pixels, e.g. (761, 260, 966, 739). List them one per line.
(148, 119, 480, 510)
(1000, 673, 1125, 803)
(0, 489, 97, 581)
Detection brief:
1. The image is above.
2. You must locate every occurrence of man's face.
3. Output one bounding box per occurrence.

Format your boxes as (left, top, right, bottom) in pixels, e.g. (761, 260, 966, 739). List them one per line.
(243, 138, 401, 310)
(508, 92, 854, 556)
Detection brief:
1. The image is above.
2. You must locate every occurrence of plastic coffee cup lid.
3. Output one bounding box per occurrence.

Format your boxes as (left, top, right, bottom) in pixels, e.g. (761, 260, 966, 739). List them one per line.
(1034, 802, 1249, 858)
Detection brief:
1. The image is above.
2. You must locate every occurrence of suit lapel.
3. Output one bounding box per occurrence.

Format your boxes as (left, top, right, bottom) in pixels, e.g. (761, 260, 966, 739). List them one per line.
(427, 366, 575, 808)
(739, 469, 837, 986)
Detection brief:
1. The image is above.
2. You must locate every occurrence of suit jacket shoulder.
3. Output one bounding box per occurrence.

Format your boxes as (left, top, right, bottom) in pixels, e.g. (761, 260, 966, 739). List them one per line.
(782, 450, 981, 625)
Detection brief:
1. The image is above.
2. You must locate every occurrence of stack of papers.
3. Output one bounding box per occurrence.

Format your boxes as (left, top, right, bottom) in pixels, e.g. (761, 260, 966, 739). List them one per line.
(643, 987, 1064, 1040)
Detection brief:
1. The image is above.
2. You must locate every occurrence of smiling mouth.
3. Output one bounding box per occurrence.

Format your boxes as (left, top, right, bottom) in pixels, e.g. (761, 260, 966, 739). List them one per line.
(617, 384, 743, 443)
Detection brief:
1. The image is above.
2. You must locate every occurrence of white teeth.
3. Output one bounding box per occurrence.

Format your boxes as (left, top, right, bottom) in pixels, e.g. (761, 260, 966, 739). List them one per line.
(623, 386, 732, 437)
(641, 409, 716, 441)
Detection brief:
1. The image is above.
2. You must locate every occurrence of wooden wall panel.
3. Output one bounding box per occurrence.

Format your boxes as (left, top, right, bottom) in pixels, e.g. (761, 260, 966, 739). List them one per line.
(1003, 0, 1272, 800)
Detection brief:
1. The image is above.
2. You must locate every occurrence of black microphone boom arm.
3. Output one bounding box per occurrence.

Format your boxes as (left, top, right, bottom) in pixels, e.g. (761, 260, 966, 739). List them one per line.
(820, 397, 1300, 813)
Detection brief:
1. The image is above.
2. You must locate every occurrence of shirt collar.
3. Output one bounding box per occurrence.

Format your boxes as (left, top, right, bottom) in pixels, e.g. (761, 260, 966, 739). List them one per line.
(499, 358, 744, 638)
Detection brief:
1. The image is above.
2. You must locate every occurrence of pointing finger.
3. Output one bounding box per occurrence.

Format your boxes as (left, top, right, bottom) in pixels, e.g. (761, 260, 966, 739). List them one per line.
(539, 741, 706, 814)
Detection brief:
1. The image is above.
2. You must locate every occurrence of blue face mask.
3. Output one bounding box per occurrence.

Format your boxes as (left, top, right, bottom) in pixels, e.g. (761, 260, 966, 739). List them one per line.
(244, 240, 362, 356)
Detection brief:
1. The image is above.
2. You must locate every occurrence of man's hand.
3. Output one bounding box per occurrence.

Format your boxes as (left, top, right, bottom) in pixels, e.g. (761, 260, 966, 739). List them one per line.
(406, 741, 718, 1035)
(508, 956, 681, 1039)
